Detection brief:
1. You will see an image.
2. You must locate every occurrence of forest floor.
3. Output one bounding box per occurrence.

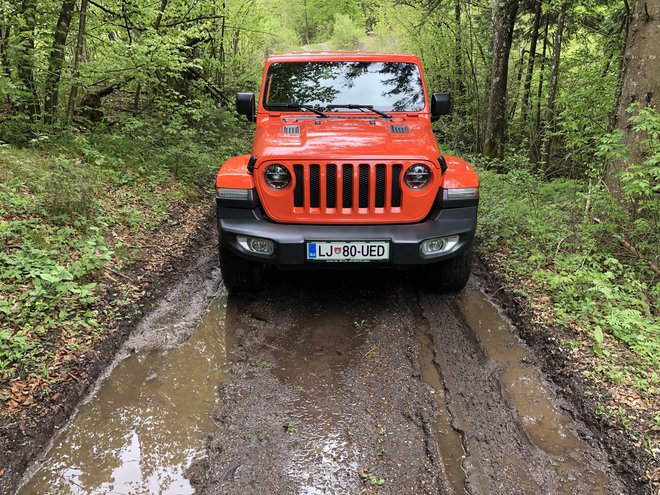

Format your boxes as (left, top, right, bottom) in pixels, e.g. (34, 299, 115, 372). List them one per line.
(1, 135, 656, 494)
(9, 207, 654, 495)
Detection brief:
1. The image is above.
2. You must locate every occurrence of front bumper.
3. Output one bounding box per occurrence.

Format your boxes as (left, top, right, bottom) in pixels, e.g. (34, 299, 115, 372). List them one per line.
(217, 203, 477, 266)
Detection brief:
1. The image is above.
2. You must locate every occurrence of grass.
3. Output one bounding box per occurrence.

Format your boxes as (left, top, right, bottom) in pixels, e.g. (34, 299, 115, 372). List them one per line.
(358, 466, 385, 487)
(0, 113, 249, 404)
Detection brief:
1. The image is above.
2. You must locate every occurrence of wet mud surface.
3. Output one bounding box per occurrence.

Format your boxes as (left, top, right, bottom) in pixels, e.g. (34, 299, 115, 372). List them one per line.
(20, 297, 226, 494)
(190, 269, 628, 494)
(1, 206, 220, 495)
(17, 262, 638, 494)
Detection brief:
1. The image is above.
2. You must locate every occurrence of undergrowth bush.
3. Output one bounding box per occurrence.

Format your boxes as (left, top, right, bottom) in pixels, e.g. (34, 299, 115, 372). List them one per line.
(330, 14, 364, 50)
(0, 107, 251, 380)
(476, 107, 659, 397)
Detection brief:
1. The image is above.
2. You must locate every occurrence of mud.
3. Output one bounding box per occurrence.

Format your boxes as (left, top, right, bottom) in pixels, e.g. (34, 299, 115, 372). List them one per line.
(19, 296, 226, 494)
(189, 270, 630, 494)
(427, 284, 618, 493)
(414, 321, 467, 492)
(473, 259, 652, 492)
(0, 204, 219, 495)
(14, 247, 643, 494)
(190, 271, 445, 494)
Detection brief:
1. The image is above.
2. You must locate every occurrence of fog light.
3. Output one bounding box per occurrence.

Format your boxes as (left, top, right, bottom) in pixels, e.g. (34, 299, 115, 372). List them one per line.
(217, 188, 251, 200)
(237, 236, 274, 255)
(445, 187, 479, 200)
(422, 238, 445, 253)
(421, 235, 459, 256)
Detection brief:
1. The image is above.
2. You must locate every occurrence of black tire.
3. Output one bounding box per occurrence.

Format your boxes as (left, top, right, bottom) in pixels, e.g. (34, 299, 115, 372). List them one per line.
(219, 240, 266, 293)
(423, 243, 473, 293)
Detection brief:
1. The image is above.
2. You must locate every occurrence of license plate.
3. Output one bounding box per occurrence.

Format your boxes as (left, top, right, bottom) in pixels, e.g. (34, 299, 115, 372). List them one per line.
(306, 241, 390, 262)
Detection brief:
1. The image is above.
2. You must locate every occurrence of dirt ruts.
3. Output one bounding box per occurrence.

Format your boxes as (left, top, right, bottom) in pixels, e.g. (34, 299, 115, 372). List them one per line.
(189, 272, 447, 494)
(189, 269, 632, 494)
(10, 229, 649, 494)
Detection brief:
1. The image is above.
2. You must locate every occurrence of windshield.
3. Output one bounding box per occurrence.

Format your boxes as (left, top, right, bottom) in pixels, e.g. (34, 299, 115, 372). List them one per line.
(263, 61, 425, 113)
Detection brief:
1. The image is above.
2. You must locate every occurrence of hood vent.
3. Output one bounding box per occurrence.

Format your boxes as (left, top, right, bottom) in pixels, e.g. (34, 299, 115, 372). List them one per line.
(283, 124, 301, 134)
(390, 124, 409, 134)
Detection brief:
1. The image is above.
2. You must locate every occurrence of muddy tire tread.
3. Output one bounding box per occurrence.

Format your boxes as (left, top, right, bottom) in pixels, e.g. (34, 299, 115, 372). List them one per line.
(424, 243, 473, 293)
(218, 239, 265, 293)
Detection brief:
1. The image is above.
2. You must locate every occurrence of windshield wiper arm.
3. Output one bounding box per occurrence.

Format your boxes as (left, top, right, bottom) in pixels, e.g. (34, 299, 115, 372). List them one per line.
(326, 104, 392, 119)
(269, 103, 328, 118)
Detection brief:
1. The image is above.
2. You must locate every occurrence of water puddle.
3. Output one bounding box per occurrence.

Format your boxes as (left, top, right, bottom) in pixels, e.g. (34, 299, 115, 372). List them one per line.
(459, 286, 609, 490)
(413, 321, 467, 494)
(20, 296, 230, 495)
(269, 308, 366, 494)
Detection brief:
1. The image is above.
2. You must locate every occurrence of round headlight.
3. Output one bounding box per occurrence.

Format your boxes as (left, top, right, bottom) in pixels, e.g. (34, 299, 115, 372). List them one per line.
(404, 164, 431, 189)
(264, 164, 291, 189)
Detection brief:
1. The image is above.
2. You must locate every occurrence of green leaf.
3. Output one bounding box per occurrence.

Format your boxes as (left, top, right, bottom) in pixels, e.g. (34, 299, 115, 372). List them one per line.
(594, 326, 604, 345)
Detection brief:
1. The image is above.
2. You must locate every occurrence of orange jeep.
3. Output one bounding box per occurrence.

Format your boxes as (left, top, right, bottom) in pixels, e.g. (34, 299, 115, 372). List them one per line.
(216, 53, 478, 292)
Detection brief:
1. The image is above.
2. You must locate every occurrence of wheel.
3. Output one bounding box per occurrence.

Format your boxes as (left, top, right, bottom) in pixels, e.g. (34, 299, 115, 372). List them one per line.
(423, 243, 473, 293)
(219, 240, 266, 293)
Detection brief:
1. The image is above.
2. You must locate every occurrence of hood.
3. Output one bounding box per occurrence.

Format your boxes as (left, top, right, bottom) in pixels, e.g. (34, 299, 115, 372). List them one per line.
(251, 117, 441, 166)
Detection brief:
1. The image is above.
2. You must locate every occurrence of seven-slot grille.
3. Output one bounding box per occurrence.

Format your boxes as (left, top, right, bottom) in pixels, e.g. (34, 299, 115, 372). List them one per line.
(292, 163, 403, 212)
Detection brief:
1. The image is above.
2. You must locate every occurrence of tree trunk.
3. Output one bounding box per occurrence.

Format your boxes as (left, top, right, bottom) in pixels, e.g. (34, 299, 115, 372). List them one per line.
(219, 1, 226, 89)
(131, 0, 167, 115)
(153, 0, 168, 31)
(233, 29, 240, 55)
(304, 0, 310, 44)
(467, 2, 483, 149)
(531, 13, 549, 161)
(44, 0, 77, 124)
(78, 80, 130, 121)
(508, 47, 527, 119)
(520, 0, 542, 127)
(482, 0, 520, 158)
(454, 0, 465, 95)
(17, 0, 40, 118)
(541, 2, 569, 169)
(66, 0, 89, 123)
(608, 0, 660, 190)
(0, 25, 11, 80)
(133, 83, 141, 114)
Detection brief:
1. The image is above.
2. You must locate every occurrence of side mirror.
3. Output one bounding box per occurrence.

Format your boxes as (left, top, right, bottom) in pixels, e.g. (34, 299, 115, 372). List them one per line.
(431, 93, 451, 122)
(236, 92, 256, 122)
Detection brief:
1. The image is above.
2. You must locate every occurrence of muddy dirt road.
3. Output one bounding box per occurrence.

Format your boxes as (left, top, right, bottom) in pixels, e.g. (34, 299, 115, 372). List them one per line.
(18, 253, 633, 494)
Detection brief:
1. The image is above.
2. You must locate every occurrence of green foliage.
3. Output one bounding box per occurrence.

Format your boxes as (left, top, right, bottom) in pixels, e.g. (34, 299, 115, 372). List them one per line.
(0, 329, 40, 378)
(329, 14, 364, 50)
(620, 105, 660, 225)
(0, 115, 250, 380)
(306, 0, 364, 42)
(358, 467, 385, 487)
(0, 220, 111, 376)
(477, 164, 658, 396)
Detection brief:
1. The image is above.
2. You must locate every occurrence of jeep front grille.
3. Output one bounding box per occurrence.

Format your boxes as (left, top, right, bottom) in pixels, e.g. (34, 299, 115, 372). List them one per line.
(293, 163, 403, 211)
(258, 160, 437, 224)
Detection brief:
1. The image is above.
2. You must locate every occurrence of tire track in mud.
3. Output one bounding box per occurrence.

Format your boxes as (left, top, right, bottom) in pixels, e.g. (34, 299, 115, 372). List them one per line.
(193, 270, 630, 494)
(418, 281, 626, 494)
(18, 256, 635, 494)
(190, 271, 447, 495)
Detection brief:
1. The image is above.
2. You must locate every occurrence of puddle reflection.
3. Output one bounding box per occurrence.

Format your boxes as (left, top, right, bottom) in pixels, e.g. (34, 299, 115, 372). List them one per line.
(269, 306, 365, 494)
(21, 296, 229, 495)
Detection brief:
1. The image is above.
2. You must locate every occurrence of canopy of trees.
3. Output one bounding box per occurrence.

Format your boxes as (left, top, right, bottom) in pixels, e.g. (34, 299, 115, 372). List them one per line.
(1, 0, 656, 175)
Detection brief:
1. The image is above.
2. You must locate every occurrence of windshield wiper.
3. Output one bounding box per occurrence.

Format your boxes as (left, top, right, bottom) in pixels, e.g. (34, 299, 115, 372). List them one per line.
(326, 104, 392, 119)
(269, 103, 328, 118)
